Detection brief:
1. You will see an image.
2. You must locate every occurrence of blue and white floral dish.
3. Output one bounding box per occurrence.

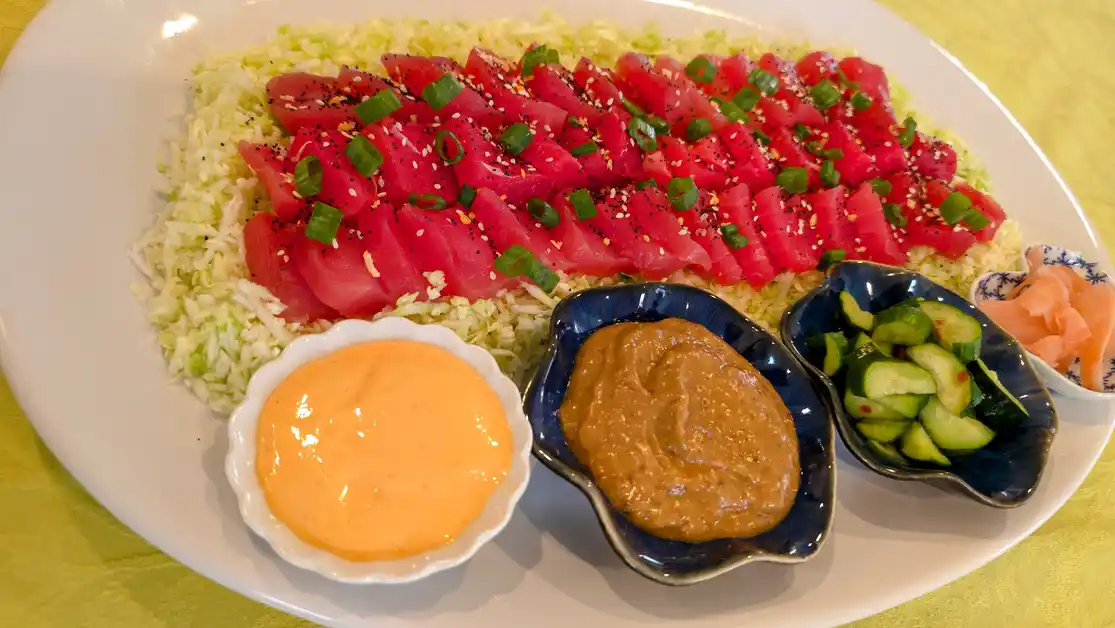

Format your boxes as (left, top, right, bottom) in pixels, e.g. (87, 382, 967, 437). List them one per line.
(971, 243, 1115, 401)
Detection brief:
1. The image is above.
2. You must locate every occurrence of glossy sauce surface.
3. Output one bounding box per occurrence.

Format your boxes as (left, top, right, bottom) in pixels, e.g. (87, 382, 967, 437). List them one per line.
(256, 340, 511, 561)
(559, 319, 800, 542)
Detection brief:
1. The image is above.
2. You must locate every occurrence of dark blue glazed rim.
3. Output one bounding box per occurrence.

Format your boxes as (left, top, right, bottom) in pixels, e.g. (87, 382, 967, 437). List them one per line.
(522, 282, 835, 586)
(780, 260, 1058, 508)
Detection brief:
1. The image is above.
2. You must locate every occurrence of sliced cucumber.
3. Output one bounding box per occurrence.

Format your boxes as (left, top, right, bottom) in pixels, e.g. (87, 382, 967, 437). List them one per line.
(969, 378, 983, 409)
(846, 350, 938, 399)
(906, 344, 972, 414)
(877, 394, 928, 419)
(875, 340, 894, 356)
(853, 332, 893, 356)
(840, 290, 874, 332)
(820, 332, 849, 376)
(844, 389, 906, 421)
(918, 300, 982, 362)
(871, 301, 933, 346)
(856, 420, 911, 443)
(899, 422, 952, 466)
(970, 358, 1030, 430)
(919, 397, 996, 451)
(866, 439, 909, 466)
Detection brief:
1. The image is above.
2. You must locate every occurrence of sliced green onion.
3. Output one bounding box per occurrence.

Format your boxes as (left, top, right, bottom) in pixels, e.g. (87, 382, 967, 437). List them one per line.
(732, 86, 761, 111)
(646, 115, 670, 135)
(434, 129, 464, 165)
(897, 117, 917, 147)
(884, 202, 907, 227)
(570, 142, 597, 157)
(685, 56, 716, 84)
(793, 123, 811, 141)
(820, 160, 840, 189)
(526, 258, 559, 292)
(616, 272, 637, 283)
(421, 73, 464, 111)
(753, 129, 771, 146)
(850, 92, 873, 111)
(938, 191, 973, 225)
(408, 193, 448, 211)
(748, 68, 780, 95)
(527, 198, 560, 228)
(458, 184, 477, 208)
(520, 45, 560, 77)
(686, 118, 712, 142)
(962, 209, 992, 231)
(635, 179, 658, 190)
(710, 97, 750, 123)
(818, 249, 847, 269)
(499, 122, 534, 156)
(305, 202, 343, 244)
(776, 167, 809, 194)
(627, 116, 657, 152)
(666, 176, 698, 212)
(805, 140, 825, 157)
(566, 116, 583, 128)
(293, 155, 322, 197)
(836, 69, 858, 90)
(823, 148, 844, 160)
(810, 79, 841, 110)
(345, 135, 384, 178)
(355, 89, 402, 124)
(869, 178, 893, 197)
(493, 244, 533, 277)
(567, 188, 597, 220)
(719, 223, 749, 250)
(621, 97, 645, 118)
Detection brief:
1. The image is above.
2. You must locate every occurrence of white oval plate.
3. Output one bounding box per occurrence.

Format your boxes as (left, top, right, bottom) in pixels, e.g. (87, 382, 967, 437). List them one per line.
(0, 0, 1111, 627)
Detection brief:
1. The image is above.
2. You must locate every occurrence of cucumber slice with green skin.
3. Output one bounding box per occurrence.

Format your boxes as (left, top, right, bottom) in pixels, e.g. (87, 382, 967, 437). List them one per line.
(871, 302, 934, 346)
(877, 394, 928, 419)
(844, 389, 906, 420)
(906, 344, 972, 413)
(820, 332, 849, 376)
(919, 397, 996, 451)
(853, 332, 892, 355)
(918, 300, 982, 362)
(846, 350, 938, 399)
(856, 420, 911, 443)
(840, 291, 874, 332)
(969, 378, 983, 408)
(866, 439, 909, 465)
(970, 358, 1030, 431)
(899, 422, 952, 466)
(875, 340, 894, 356)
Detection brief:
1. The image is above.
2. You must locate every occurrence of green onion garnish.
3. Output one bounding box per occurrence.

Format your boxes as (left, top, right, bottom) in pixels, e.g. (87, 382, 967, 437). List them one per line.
(493, 244, 533, 276)
(753, 129, 771, 146)
(938, 191, 973, 225)
(685, 56, 716, 84)
(719, 223, 749, 250)
(710, 97, 750, 123)
(666, 176, 698, 211)
(408, 193, 448, 211)
(793, 123, 811, 141)
(810, 80, 841, 110)
(820, 160, 840, 189)
(897, 117, 917, 147)
(627, 116, 657, 152)
(646, 115, 670, 136)
(421, 74, 464, 110)
(567, 188, 597, 220)
(686, 118, 712, 142)
(748, 68, 780, 96)
(345, 135, 384, 178)
(823, 148, 843, 160)
(434, 129, 464, 165)
(526, 258, 560, 292)
(458, 184, 477, 209)
(305, 202, 343, 244)
(499, 122, 534, 156)
(616, 271, 637, 283)
(732, 86, 761, 111)
(962, 209, 992, 231)
(355, 89, 402, 124)
(293, 155, 322, 198)
(850, 92, 873, 111)
(635, 179, 658, 190)
(570, 142, 597, 157)
(818, 249, 847, 269)
(566, 116, 583, 128)
(776, 167, 809, 194)
(836, 69, 857, 90)
(527, 198, 560, 228)
(869, 178, 893, 197)
(520, 45, 560, 77)
(883, 203, 907, 227)
(621, 97, 645, 118)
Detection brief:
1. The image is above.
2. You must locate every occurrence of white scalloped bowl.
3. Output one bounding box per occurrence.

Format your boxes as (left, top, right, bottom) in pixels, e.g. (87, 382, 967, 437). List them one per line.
(224, 318, 533, 584)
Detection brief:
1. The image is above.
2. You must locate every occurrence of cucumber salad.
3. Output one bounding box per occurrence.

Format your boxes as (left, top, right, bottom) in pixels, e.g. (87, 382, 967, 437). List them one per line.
(813, 291, 1030, 467)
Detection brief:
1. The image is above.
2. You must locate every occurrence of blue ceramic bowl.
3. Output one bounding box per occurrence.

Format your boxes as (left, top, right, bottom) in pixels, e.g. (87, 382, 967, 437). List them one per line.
(523, 283, 835, 586)
(781, 261, 1058, 508)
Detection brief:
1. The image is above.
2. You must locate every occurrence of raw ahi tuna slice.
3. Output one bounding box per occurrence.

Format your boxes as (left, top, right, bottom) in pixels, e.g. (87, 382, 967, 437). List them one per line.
(626, 186, 713, 273)
(381, 54, 504, 129)
(720, 122, 777, 192)
(678, 192, 745, 285)
(528, 62, 605, 124)
(614, 53, 727, 134)
(795, 51, 837, 86)
(442, 116, 553, 207)
(754, 53, 826, 129)
(650, 137, 730, 191)
(751, 186, 820, 273)
(836, 57, 892, 107)
(243, 212, 337, 323)
(288, 128, 377, 217)
(909, 133, 958, 182)
(292, 226, 392, 318)
(717, 184, 779, 287)
(651, 55, 733, 130)
(854, 123, 907, 178)
(469, 188, 569, 270)
(955, 182, 1006, 242)
(558, 124, 617, 187)
(361, 121, 458, 207)
(550, 190, 630, 276)
(582, 187, 687, 279)
(336, 66, 436, 124)
(354, 204, 428, 301)
(882, 171, 918, 252)
(844, 182, 907, 265)
(820, 121, 878, 187)
(768, 127, 821, 189)
(806, 186, 856, 256)
(706, 53, 753, 98)
(885, 173, 974, 258)
(593, 111, 647, 181)
(572, 58, 627, 114)
(238, 141, 305, 222)
(266, 73, 354, 134)
(517, 135, 584, 190)
(465, 48, 567, 134)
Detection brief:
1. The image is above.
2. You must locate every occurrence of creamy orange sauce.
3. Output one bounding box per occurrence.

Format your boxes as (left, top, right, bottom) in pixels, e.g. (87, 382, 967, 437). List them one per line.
(256, 340, 511, 562)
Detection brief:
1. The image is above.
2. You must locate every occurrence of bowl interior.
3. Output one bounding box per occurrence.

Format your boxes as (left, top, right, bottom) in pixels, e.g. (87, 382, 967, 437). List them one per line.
(524, 283, 835, 583)
(782, 261, 1058, 507)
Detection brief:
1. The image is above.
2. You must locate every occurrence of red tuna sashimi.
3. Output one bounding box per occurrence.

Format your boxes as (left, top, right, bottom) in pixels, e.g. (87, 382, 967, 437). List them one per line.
(572, 58, 627, 114)
(392, 203, 517, 299)
(559, 124, 618, 187)
(955, 182, 1006, 242)
(768, 127, 821, 189)
(806, 186, 856, 255)
(717, 184, 779, 287)
(549, 190, 630, 276)
(754, 53, 826, 129)
(909, 133, 958, 182)
(720, 122, 778, 192)
(653, 136, 730, 191)
(651, 56, 735, 129)
(292, 226, 392, 318)
(243, 212, 336, 322)
(820, 121, 878, 187)
(582, 187, 687, 278)
(626, 187, 713, 273)
(360, 121, 459, 207)
(751, 186, 820, 273)
(844, 182, 907, 265)
(465, 48, 567, 134)
(288, 128, 377, 217)
(887, 175, 976, 258)
(882, 171, 917, 251)
(353, 205, 428, 301)
(708, 53, 754, 97)
(238, 141, 305, 222)
(381, 54, 503, 129)
(527, 62, 605, 124)
(614, 53, 726, 134)
(837, 57, 892, 107)
(266, 73, 354, 134)
(854, 123, 907, 178)
(336, 66, 435, 124)
(678, 192, 745, 285)
(517, 135, 584, 190)
(795, 51, 837, 86)
(441, 116, 553, 206)
(469, 188, 569, 270)
(593, 111, 647, 181)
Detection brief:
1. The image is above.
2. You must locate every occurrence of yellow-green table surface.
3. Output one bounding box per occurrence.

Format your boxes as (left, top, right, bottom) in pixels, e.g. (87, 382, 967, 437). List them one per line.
(2, 0, 1113, 626)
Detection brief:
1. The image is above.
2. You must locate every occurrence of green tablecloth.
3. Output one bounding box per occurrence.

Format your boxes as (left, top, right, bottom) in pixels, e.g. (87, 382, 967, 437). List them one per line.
(2, 1, 1112, 625)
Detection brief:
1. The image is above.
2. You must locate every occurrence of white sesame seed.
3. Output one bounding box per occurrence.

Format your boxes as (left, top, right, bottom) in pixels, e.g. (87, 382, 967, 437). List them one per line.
(348, 188, 357, 197)
(416, 229, 424, 237)
(331, 238, 339, 249)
